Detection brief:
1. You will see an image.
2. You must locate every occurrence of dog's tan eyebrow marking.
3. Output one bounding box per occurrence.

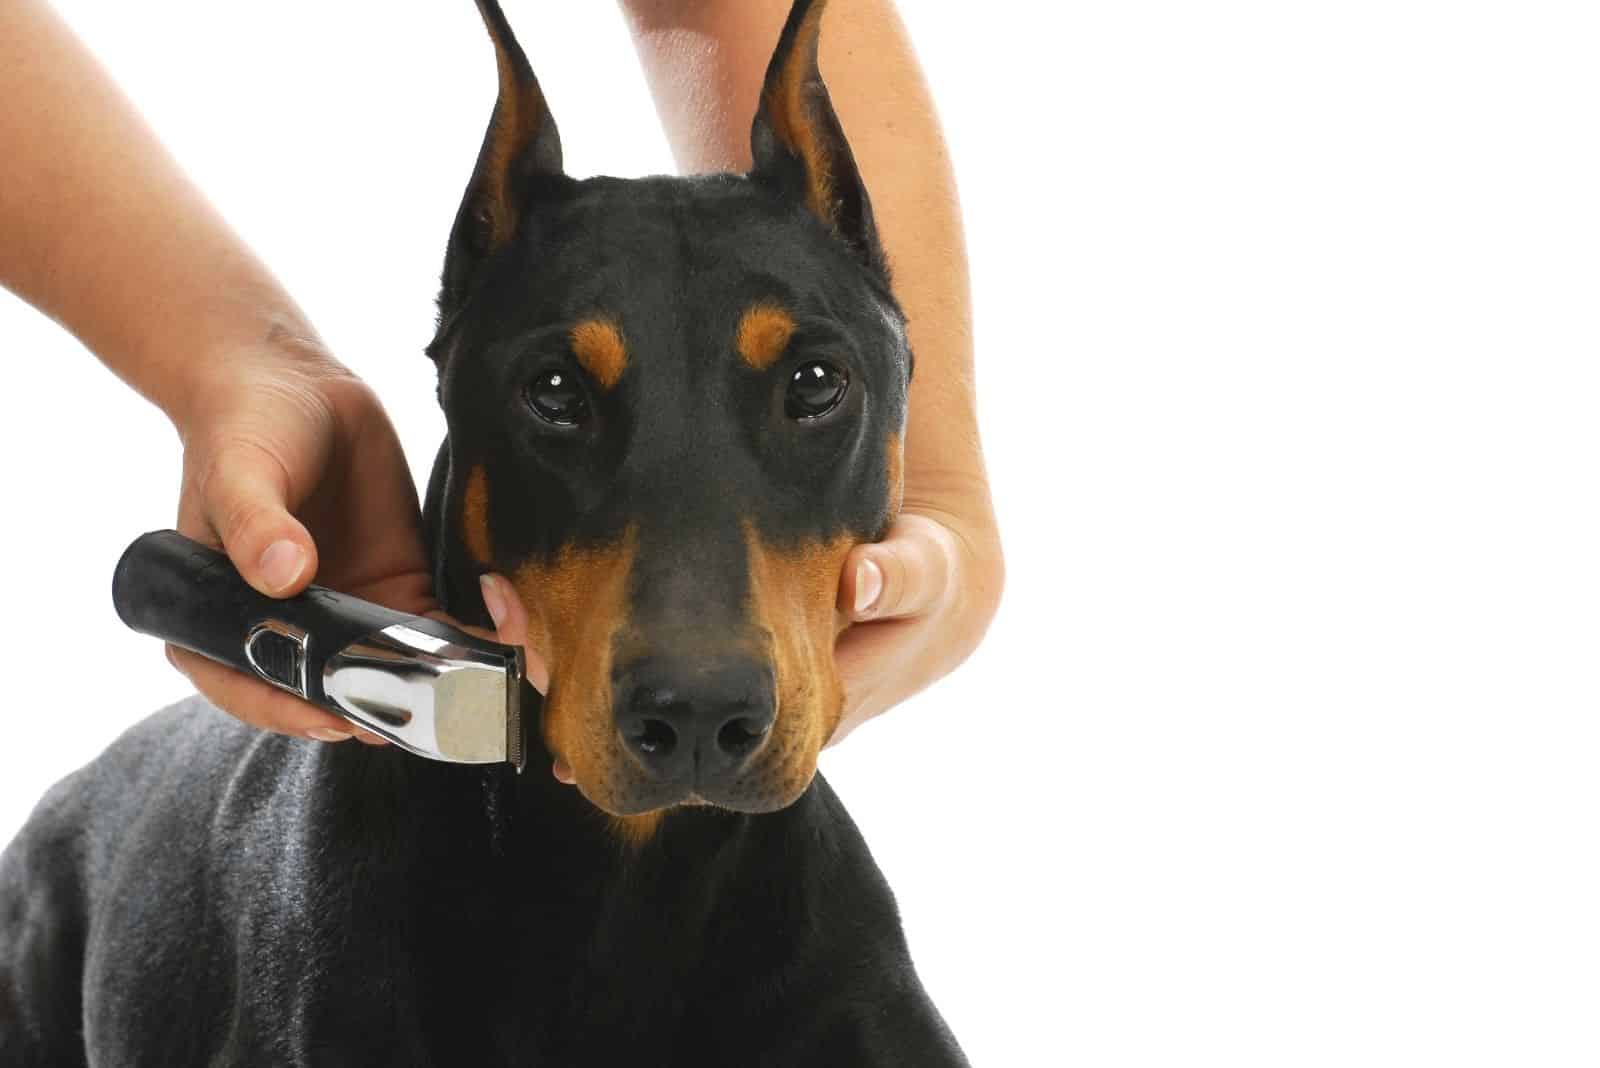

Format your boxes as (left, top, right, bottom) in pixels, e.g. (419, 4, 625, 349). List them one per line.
(736, 303, 797, 370)
(570, 318, 627, 391)
(461, 464, 494, 564)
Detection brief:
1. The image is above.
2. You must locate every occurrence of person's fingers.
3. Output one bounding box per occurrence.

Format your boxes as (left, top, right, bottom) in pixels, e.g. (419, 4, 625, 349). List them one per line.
(479, 572, 550, 694)
(166, 644, 360, 741)
(840, 514, 961, 622)
(417, 574, 550, 694)
(193, 444, 319, 597)
(168, 646, 388, 745)
(476, 574, 524, 645)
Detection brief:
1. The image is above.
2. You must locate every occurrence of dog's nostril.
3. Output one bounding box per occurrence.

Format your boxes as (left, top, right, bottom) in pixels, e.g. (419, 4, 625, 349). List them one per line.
(630, 717, 678, 757)
(716, 715, 770, 757)
(614, 662, 776, 785)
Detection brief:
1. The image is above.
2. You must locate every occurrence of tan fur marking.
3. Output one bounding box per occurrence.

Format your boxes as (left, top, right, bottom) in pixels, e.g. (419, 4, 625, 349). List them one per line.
(611, 810, 666, 847)
(885, 431, 904, 521)
(743, 524, 854, 782)
(511, 531, 638, 819)
(570, 319, 627, 391)
(461, 464, 494, 564)
(736, 304, 797, 370)
(764, 1, 836, 227)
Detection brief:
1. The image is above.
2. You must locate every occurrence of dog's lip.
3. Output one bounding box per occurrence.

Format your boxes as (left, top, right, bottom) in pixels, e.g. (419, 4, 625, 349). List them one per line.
(582, 775, 808, 817)
(579, 774, 692, 817)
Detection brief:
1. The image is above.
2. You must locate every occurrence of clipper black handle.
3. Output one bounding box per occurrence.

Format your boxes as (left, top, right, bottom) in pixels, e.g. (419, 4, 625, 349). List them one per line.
(111, 529, 456, 706)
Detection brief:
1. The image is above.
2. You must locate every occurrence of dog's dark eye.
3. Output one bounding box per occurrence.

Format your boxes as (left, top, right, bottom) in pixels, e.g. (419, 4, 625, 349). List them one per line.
(525, 370, 589, 426)
(785, 361, 849, 420)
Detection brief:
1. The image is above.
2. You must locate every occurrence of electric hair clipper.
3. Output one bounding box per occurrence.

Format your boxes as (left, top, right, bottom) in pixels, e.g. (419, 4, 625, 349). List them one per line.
(113, 530, 526, 771)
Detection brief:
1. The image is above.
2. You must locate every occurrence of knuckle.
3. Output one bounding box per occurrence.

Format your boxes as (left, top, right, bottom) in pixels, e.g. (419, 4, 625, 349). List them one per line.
(209, 502, 278, 564)
(205, 454, 291, 545)
(889, 537, 934, 604)
(875, 545, 912, 605)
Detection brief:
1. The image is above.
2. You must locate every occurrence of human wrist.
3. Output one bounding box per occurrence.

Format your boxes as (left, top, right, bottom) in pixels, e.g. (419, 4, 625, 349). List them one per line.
(901, 458, 998, 540)
(158, 306, 348, 443)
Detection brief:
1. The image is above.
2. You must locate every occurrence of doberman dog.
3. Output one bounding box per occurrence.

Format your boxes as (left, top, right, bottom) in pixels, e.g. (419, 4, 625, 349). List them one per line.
(0, 1, 970, 1063)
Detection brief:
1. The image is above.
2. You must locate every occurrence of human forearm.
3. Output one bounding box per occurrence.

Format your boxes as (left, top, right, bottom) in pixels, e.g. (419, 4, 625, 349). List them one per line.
(0, 0, 335, 433)
(620, 0, 997, 549)
(0, 2, 435, 746)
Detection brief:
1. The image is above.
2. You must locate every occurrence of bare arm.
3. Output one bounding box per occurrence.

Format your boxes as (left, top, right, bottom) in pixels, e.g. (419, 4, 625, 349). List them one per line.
(0, 0, 328, 425)
(0, 1, 436, 744)
(620, 0, 1003, 737)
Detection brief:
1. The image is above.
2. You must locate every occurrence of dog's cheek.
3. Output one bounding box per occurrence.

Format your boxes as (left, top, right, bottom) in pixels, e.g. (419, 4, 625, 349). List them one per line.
(743, 525, 854, 798)
(884, 431, 904, 528)
(512, 532, 638, 792)
(461, 464, 495, 566)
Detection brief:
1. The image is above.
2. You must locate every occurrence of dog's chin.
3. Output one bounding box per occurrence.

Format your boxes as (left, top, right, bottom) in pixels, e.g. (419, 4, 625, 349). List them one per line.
(575, 765, 819, 819)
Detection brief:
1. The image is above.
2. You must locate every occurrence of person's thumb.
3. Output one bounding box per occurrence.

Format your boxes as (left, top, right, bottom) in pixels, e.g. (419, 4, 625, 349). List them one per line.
(197, 445, 318, 597)
(839, 514, 961, 623)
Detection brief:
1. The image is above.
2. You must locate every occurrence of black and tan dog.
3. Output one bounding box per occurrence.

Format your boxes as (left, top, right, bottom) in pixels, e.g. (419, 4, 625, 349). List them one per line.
(0, 1, 970, 1063)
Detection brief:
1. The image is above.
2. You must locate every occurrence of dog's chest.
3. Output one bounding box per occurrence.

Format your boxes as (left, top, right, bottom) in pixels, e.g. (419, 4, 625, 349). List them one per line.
(262, 805, 731, 1064)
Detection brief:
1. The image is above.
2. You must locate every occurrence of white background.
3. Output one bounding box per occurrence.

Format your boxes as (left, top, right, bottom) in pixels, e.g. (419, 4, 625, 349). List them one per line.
(3, 2, 1597, 1064)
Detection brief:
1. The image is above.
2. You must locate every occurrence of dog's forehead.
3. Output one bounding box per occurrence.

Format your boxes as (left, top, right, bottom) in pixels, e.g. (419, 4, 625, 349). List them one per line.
(515, 176, 868, 317)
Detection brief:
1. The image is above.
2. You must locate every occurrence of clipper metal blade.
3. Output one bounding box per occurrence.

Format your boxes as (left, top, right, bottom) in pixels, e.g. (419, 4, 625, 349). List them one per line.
(321, 623, 526, 770)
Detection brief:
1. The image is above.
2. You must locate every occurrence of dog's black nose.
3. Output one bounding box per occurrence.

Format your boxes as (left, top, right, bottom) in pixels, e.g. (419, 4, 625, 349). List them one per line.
(614, 657, 776, 786)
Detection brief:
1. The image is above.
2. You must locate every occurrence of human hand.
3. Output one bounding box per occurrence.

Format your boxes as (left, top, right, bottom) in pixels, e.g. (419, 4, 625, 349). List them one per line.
(829, 507, 1005, 746)
(164, 340, 439, 744)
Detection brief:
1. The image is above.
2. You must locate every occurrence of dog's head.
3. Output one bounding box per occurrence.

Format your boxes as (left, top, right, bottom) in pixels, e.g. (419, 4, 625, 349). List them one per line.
(427, 0, 908, 818)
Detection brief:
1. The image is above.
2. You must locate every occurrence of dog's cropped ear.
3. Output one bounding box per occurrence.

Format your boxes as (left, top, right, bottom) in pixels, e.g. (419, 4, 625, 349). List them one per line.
(750, 0, 886, 277)
(437, 0, 565, 324)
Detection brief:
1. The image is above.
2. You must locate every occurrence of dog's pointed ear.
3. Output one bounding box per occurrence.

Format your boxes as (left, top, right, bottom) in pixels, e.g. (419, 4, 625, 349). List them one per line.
(750, 0, 886, 277)
(437, 0, 565, 324)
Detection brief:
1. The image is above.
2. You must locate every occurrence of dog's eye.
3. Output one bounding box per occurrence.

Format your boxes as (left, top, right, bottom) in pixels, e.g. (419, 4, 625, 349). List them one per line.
(525, 370, 590, 426)
(785, 361, 849, 420)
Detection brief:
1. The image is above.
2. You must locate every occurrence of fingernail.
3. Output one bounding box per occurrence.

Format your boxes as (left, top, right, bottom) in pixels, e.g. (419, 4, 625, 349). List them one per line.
(258, 539, 307, 593)
(308, 727, 353, 743)
(552, 758, 576, 785)
(854, 558, 883, 617)
(480, 574, 507, 630)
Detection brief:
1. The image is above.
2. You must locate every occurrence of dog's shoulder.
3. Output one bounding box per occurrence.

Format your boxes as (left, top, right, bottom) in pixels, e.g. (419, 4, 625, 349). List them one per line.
(6, 698, 234, 868)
